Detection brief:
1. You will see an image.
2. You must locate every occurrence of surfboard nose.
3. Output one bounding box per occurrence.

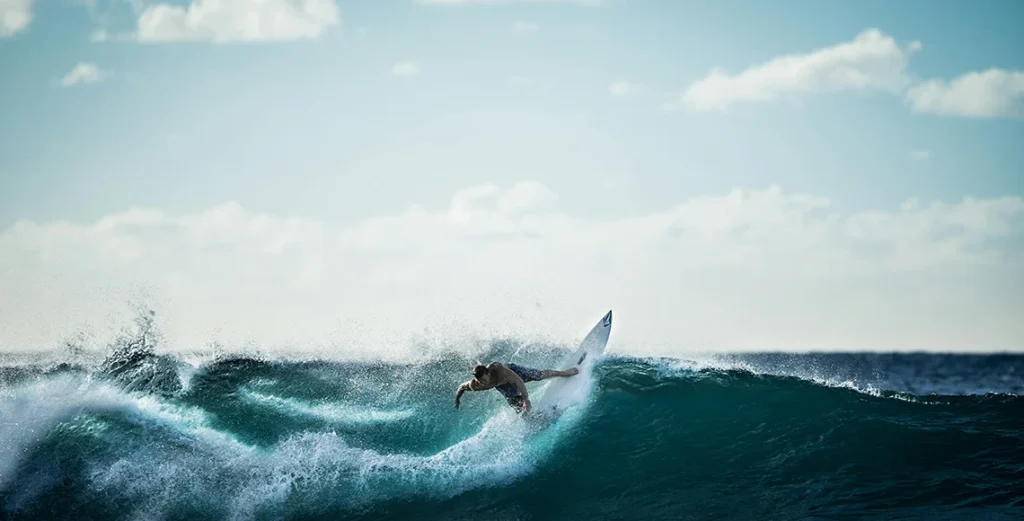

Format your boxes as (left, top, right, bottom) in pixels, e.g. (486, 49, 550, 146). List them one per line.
(602, 309, 612, 327)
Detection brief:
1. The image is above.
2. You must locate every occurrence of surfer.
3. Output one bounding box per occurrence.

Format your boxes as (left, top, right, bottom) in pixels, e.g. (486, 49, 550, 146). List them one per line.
(454, 362, 579, 414)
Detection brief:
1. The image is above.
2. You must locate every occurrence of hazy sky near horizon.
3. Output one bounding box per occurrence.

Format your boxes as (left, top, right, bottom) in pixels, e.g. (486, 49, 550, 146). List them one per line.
(1, 0, 1023, 357)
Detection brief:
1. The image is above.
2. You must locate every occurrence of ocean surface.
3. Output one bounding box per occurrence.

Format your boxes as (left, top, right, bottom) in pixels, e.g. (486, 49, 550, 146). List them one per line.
(1, 325, 1022, 520)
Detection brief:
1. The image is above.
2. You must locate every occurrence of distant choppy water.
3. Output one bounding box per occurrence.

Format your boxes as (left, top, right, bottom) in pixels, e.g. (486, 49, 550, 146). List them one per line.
(1, 346, 1022, 521)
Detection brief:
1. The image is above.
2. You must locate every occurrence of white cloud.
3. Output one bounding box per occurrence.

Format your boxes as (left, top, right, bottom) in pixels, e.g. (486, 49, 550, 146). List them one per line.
(2, 183, 1022, 358)
(511, 21, 538, 35)
(136, 0, 340, 43)
(417, 0, 602, 5)
(674, 29, 921, 111)
(906, 68, 1024, 119)
(90, 29, 109, 41)
(392, 61, 420, 77)
(56, 63, 108, 87)
(0, 0, 33, 38)
(908, 149, 932, 162)
(608, 81, 637, 96)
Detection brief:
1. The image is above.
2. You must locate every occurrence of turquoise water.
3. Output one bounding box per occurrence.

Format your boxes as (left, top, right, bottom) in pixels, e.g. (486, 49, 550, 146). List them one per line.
(1, 342, 1023, 520)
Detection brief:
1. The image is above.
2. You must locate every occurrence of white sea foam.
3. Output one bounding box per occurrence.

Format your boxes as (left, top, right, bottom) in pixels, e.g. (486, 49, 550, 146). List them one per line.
(76, 365, 598, 520)
(82, 398, 587, 521)
(0, 374, 96, 489)
(2, 353, 592, 521)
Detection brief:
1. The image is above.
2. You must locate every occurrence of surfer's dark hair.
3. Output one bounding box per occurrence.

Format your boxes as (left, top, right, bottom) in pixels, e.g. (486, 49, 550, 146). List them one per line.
(473, 364, 488, 379)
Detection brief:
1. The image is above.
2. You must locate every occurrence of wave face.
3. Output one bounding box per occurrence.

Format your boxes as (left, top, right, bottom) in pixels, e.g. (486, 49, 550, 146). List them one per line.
(1, 350, 1023, 521)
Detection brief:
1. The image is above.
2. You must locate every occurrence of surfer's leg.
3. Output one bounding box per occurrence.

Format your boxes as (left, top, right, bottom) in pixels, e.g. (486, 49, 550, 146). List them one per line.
(507, 363, 544, 383)
(539, 368, 579, 379)
(509, 362, 577, 378)
(507, 362, 577, 381)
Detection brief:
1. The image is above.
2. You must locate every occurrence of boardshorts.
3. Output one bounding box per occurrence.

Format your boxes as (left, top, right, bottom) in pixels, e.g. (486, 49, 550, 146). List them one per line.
(496, 363, 542, 410)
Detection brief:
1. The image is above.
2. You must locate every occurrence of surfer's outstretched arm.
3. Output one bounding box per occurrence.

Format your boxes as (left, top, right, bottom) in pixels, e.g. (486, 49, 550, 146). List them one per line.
(455, 381, 471, 408)
(455, 379, 485, 409)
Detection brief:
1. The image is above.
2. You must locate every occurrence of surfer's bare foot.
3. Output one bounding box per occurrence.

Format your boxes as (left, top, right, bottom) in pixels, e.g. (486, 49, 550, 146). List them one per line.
(563, 368, 579, 377)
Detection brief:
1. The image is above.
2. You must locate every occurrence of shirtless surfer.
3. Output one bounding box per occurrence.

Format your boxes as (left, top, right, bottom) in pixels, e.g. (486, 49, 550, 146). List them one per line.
(454, 362, 579, 414)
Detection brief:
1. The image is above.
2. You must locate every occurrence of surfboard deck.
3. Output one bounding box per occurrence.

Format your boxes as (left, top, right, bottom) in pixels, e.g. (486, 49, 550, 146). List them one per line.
(532, 310, 613, 415)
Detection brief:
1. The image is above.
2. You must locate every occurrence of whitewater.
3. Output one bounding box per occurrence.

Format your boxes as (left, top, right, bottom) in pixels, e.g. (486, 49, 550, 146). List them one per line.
(1, 312, 1022, 521)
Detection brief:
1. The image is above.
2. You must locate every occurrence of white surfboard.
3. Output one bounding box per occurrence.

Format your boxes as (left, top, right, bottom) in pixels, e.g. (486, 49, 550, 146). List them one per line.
(532, 310, 613, 415)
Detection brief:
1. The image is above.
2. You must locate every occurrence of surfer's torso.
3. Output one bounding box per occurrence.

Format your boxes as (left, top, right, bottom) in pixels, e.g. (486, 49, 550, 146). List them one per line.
(454, 359, 581, 413)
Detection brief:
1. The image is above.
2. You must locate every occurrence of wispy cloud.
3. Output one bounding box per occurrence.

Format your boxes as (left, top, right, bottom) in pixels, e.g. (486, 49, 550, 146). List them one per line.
(908, 149, 932, 162)
(135, 0, 340, 43)
(393, 60, 420, 77)
(609, 81, 638, 97)
(0, 0, 34, 38)
(906, 68, 1024, 119)
(511, 21, 538, 35)
(672, 29, 921, 112)
(55, 62, 108, 87)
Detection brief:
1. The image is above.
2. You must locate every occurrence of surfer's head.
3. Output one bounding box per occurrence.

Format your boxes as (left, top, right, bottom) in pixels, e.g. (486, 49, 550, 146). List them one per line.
(472, 363, 488, 380)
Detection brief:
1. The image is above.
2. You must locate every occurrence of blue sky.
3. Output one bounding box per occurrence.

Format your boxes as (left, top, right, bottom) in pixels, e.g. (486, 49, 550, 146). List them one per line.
(1, 0, 1022, 355)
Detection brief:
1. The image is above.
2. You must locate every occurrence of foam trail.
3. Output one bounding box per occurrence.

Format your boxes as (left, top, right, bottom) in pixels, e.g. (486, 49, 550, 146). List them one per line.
(239, 389, 416, 425)
(83, 402, 585, 521)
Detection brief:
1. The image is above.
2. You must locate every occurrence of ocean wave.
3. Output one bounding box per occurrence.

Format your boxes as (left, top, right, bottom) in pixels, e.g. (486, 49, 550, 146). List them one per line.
(2, 352, 1022, 521)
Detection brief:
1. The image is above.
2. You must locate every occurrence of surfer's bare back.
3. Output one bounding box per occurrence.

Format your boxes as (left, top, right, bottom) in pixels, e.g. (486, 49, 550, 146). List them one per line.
(454, 362, 579, 413)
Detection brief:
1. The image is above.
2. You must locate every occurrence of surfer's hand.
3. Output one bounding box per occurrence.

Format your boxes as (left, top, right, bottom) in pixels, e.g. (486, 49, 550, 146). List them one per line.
(522, 398, 532, 413)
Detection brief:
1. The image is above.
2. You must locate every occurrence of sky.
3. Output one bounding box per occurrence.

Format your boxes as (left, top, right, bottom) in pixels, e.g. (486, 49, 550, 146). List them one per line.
(1, 0, 1022, 358)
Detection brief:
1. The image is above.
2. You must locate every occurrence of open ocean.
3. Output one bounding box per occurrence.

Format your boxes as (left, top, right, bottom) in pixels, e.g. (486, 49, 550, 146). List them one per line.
(1, 321, 1022, 521)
